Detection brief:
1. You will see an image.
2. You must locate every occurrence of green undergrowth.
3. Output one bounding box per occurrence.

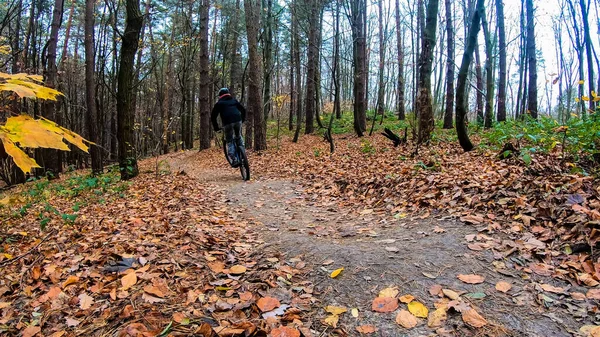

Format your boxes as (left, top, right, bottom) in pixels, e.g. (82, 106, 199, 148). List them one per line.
(0, 166, 130, 229)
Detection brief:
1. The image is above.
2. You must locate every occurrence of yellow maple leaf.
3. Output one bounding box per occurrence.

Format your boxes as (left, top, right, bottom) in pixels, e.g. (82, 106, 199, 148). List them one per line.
(325, 305, 347, 315)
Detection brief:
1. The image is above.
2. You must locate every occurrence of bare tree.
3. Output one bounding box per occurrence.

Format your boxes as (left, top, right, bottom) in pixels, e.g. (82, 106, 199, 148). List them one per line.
(85, 0, 102, 174)
(442, 0, 454, 129)
(496, 0, 507, 121)
(245, 0, 267, 150)
(526, 0, 538, 118)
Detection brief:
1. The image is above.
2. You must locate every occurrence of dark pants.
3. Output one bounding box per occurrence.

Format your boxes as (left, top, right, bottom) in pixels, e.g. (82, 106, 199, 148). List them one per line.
(224, 122, 243, 161)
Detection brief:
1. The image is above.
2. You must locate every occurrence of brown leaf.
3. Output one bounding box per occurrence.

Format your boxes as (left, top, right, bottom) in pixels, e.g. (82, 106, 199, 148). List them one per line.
(78, 293, 94, 310)
(271, 326, 301, 337)
(462, 308, 488, 328)
(540, 284, 565, 294)
(427, 308, 447, 328)
(586, 289, 600, 299)
(579, 273, 600, 287)
(257, 297, 281, 312)
(65, 317, 80, 327)
(399, 294, 414, 303)
(355, 325, 378, 334)
(442, 289, 459, 300)
(529, 263, 553, 276)
(457, 274, 485, 284)
(22, 326, 41, 337)
(395, 309, 418, 329)
(229, 265, 247, 274)
(429, 284, 443, 296)
(143, 285, 165, 298)
(121, 272, 137, 290)
(495, 281, 512, 293)
(62, 275, 79, 289)
(371, 297, 399, 313)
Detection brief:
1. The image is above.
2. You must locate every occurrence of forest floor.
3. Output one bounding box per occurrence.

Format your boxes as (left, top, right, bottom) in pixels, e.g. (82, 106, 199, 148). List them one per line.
(1, 133, 599, 337)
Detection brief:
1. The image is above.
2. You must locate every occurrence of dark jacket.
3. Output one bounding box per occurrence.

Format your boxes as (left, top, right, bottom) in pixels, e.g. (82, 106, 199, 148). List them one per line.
(211, 95, 246, 130)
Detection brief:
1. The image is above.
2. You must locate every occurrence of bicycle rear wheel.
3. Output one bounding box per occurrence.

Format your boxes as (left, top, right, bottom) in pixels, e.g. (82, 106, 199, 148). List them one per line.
(238, 146, 250, 181)
(222, 137, 234, 166)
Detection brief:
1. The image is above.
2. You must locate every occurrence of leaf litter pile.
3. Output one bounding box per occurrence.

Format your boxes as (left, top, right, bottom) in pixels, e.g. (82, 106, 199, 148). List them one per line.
(0, 172, 316, 336)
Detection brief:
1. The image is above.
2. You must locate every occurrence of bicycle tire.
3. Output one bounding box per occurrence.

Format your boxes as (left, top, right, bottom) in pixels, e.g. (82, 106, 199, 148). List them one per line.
(238, 146, 250, 181)
(222, 137, 234, 166)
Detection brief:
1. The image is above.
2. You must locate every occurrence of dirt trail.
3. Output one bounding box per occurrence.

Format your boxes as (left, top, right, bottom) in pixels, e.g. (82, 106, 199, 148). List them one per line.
(165, 150, 580, 337)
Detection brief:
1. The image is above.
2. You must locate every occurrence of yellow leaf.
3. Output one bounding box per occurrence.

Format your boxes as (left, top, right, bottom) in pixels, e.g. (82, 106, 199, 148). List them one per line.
(395, 309, 418, 329)
(427, 307, 447, 328)
(3, 253, 12, 259)
(324, 314, 339, 328)
(351, 308, 359, 318)
(399, 294, 415, 303)
(0, 132, 40, 173)
(121, 272, 137, 290)
(582, 96, 590, 101)
(330, 267, 344, 278)
(4, 115, 70, 150)
(325, 305, 347, 315)
(379, 287, 399, 298)
(62, 275, 80, 289)
(579, 80, 585, 84)
(407, 301, 428, 318)
(575, 98, 581, 102)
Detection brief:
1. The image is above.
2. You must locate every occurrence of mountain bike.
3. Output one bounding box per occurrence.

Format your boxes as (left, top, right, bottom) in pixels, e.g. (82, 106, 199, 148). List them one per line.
(220, 131, 250, 181)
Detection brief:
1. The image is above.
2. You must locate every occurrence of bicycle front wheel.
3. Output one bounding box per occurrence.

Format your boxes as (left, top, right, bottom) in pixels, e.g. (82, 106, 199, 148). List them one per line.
(238, 147, 250, 181)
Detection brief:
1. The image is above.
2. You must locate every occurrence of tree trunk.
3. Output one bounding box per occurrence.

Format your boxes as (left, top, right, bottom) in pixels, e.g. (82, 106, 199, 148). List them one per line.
(245, 0, 266, 150)
(334, 0, 342, 120)
(526, 0, 538, 118)
(262, 0, 273, 123)
(442, 0, 454, 129)
(474, 45, 484, 124)
(116, 0, 143, 180)
(292, 1, 303, 143)
(496, 0, 507, 121)
(456, 0, 483, 152)
(199, 0, 211, 150)
(85, 0, 102, 174)
(304, 0, 319, 134)
(416, 0, 440, 144)
(395, 0, 405, 120)
(579, 0, 596, 112)
(350, 0, 367, 136)
(41, 0, 65, 179)
(481, 3, 494, 128)
(229, 0, 241, 95)
(376, 0, 385, 124)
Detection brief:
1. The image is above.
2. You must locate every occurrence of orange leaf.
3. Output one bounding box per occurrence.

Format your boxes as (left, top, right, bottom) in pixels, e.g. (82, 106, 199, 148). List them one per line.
(395, 309, 418, 329)
(257, 297, 280, 312)
(22, 326, 41, 337)
(399, 294, 414, 303)
(356, 325, 378, 334)
(229, 265, 247, 274)
(371, 297, 398, 313)
(457, 274, 485, 284)
(271, 326, 301, 337)
(495, 281, 511, 293)
(121, 272, 137, 290)
(462, 308, 488, 328)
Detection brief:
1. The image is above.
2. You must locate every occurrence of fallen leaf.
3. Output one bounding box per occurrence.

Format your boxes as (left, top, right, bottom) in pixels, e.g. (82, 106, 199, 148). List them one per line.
(78, 293, 94, 310)
(442, 289, 459, 300)
(351, 308, 359, 317)
(580, 273, 600, 287)
(62, 275, 79, 289)
(143, 285, 165, 298)
(587, 289, 600, 300)
(229, 265, 247, 274)
(399, 294, 414, 303)
(495, 281, 512, 293)
(462, 308, 488, 328)
(433, 226, 445, 233)
(427, 307, 447, 328)
(271, 326, 301, 337)
(322, 259, 335, 265)
(580, 325, 600, 337)
(325, 305, 347, 315)
(457, 274, 485, 284)
(372, 297, 398, 313)
(65, 317, 80, 327)
(324, 314, 339, 328)
(330, 267, 344, 278)
(0, 302, 11, 309)
(121, 272, 137, 290)
(429, 284, 443, 296)
(356, 325, 378, 334)
(540, 283, 565, 294)
(385, 246, 399, 252)
(257, 297, 280, 312)
(407, 301, 428, 318)
(22, 326, 41, 337)
(395, 309, 418, 329)
(379, 287, 399, 298)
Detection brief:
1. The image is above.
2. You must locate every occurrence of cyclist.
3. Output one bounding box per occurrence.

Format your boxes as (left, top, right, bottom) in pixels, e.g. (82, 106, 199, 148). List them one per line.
(211, 88, 246, 167)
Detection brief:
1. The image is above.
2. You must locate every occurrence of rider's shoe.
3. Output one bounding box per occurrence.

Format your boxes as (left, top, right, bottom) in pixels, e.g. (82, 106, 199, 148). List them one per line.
(232, 159, 241, 168)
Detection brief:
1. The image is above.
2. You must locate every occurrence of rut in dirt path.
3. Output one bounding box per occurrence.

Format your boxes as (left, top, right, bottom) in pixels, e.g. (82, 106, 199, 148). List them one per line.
(167, 151, 581, 337)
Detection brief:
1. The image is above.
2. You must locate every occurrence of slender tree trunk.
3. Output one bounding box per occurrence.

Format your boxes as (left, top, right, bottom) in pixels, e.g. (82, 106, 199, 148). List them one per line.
(456, 0, 483, 152)
(482, 4, 494, 128)
(496, 0, 507, 121)
(199, 0, 211, 150)
(314, 10, 324, 129)
(416, 0, 440, 144)
(442, 0, 454, 129)
(474, 44, 484, 123)
(59, 0, 75, 64)
(245, 0, 266, 150)
(526, 0, 538, 118)
(289, 25, 296, 131)
(292, 1, 303, 142)
(304, 0, 318, 134)
(85, 0, 102, 174)
(579, 0, 596, 112)
(116, 0, 143, 180)
(395, 0, 405, 120)
(334, 0, 342, 120)
(41, 0, 64, 178)
(376, 0, 385, 125)
(262, 0, 273, 123)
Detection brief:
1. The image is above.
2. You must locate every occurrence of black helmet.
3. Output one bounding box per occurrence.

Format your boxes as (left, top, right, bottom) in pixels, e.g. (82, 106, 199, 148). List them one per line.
(218, 88, 230, 96)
